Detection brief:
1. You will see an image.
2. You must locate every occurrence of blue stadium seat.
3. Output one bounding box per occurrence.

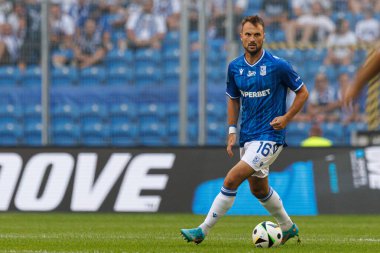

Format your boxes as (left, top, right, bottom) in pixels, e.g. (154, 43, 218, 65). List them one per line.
(345, 122, 368, 144)
(244, 0, 263, 15)
(139, 121, 168, 145)
(107, 66, 134, 86)
(52, 122, 80, 146)
(135, 48, 162, 63)
(189, 31, 199, 43)
(305, 48, 327, 63)
(0, 122, 22, 145)
(318, 65, 338, 83)
(24, 103, 42, 122)
(52, 67, 78, 86)
(163, 63, 180, 86)
(52, 103, 79, 119)
(80, 103, 108, 124)
(0, 104, 22, 122)
(23, 120, 42, 146)
(53, 135, 79, 146)
(78, 66, 106, 86)
(286, 122, 311, 146)
(110, 122, 138, 146)
(188, 103, 198, 121)
(188, 121, 198, 142)
(163, 45, 180, 61)
(321, 122, 344, 146)
(207, 65, 226, 84)
(207, 120, 226, 144)
(110, 103, 138, 123)
(23, 133, 42, 146)
(20, 66, 42, 87)
(24, 120, 42, 135)
(135, 65, 162, 86)
(0, 66, 19, 87)
(81, 122, 109, 146)
(138, 103, 167, 121)
(207, 102, 226, 122)
(163, 31, 180, 46)
(105, 49, 134, 69)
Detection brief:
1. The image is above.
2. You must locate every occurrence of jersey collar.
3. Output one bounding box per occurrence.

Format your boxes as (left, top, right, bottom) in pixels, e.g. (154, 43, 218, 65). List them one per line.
(243, 49, 265, 67)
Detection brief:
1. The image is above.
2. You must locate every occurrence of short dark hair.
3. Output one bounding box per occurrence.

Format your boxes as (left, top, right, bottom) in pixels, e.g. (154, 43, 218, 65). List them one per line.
(241, 15, 265, 31)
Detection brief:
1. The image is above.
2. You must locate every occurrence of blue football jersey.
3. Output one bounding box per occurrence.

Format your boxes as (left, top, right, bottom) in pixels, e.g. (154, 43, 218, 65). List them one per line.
(226, 50, 304, 147)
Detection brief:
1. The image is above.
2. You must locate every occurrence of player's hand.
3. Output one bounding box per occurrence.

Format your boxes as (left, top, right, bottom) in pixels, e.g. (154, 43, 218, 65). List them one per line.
(342, 86, 356, 107)
(226, 134, 236, 157)
(270, 116, 288, 130)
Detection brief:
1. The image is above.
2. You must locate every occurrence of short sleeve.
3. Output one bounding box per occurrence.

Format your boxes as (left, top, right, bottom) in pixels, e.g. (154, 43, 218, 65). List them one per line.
(226, 63, 240, 99)
(279, 59, 304, 92)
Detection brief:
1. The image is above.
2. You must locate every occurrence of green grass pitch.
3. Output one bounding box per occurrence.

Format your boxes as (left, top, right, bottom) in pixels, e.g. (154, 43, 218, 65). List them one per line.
(0, 213, 379, 252)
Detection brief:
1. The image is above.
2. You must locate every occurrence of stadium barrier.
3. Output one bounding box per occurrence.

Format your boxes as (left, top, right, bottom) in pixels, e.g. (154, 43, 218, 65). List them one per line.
(0, 146, 378, 214)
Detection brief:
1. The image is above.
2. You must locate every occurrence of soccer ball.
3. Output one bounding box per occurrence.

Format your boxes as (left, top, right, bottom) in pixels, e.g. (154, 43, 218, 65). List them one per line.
(252, 221, 282, 248)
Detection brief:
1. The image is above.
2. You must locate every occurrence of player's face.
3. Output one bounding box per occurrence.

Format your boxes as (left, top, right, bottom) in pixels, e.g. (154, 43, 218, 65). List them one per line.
(240, 22, 265, 56)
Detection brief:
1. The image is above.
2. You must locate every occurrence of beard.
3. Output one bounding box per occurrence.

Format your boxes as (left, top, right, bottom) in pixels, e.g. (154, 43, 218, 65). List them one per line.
(245, 43, 262, 56)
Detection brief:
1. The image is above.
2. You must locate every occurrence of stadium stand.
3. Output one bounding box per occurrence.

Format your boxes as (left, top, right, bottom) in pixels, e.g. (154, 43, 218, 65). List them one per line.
(0, 0, 377, 147)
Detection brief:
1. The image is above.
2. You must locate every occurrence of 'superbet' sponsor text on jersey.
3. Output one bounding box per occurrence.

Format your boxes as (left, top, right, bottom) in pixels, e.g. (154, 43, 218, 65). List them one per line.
(240, 89, 271, 98)
(226, 50, 304, 147)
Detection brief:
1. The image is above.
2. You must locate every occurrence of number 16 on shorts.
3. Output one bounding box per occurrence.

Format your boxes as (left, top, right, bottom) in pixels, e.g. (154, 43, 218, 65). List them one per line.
(240, 141, 283, 177)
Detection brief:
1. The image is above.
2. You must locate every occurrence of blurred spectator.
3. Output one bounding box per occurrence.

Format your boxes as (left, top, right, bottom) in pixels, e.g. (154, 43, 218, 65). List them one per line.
(337, 72, 364, 124)
(307, 73, 340, 122)
(0, 2, 26, 39)
(153, 0, 180, 31)
(50, 3, 75, 50)
(18, 0, 41, 71)
(73, 18, 107, 69)
(324, 18, 357, 66)
(0, 23, 22, 65)
(188, 0, 199, 32)
(126, 0, 143, 14)
(65, 0, 97, 29)
(208, 0, 247, 39)
(301, 123, 333, 147)
(260, 0, 290, 37)
(290, 0, 331, 19)
(348, 0, 375, 14)
(126, 0, 166, 50)
(355, 8, 380, 44)
(286, 2, 334, 45)
(0, 0, 12, 16)
(331, 0, 350, 12)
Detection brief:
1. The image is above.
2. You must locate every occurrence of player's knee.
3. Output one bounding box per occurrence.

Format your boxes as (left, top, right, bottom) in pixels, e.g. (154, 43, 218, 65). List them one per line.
(223, 177, 238, 190)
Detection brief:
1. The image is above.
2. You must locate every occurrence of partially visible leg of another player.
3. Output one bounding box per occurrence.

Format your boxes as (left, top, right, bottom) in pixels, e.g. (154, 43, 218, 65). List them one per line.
(180, 141, 300, 245)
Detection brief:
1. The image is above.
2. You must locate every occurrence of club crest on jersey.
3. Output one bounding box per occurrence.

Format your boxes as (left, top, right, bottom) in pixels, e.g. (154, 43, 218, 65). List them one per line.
(239, 68, 244, 75)
(260, 66, 266, 76)
(247, 70, 256, 77)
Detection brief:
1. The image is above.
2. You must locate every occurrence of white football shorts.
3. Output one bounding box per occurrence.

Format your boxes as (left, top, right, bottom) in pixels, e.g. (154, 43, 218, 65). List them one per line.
(240, 140, 283, 178)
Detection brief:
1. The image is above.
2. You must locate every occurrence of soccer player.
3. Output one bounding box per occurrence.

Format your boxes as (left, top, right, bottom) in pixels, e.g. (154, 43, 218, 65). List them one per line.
(180, 15, 309, 245)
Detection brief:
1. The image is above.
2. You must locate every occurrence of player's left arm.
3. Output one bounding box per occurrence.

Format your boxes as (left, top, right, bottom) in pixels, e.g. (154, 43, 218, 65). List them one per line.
(270, 85, 309, 130)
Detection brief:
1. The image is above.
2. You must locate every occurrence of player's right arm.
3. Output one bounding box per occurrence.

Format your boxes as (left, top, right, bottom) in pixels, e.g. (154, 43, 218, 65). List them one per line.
(225, 62, 241, 157)
(227, 97, 240, 157)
